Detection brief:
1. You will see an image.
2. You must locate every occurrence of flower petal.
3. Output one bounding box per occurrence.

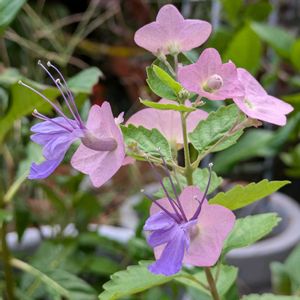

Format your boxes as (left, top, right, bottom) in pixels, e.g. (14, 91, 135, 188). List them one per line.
(144, 211, 175, 231)
(28, 158, 62, 179)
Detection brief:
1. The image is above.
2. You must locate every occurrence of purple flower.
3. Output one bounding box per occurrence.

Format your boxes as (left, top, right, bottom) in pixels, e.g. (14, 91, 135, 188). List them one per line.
(178, 48, 244, 101)
(233, 68, 293, 126)
(21, 61, 125, 187)
(134, 4, 211, 55)
(143, 165, 235, 276)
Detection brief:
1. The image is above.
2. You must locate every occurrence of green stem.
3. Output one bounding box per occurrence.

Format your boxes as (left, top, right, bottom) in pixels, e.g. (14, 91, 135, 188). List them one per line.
(1, 221, 15, 300)
(180, 112, 193, 185)
(204, 267, 221, 300)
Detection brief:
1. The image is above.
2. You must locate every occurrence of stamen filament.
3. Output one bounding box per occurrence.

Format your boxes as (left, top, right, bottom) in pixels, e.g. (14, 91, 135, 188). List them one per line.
(157, 148, 188, 222)
(191, 163, 213, 220)
(37, 61, 78, 129)
(18, 80, 74, 128)
(148, 160, 183, 221)
(32, 109, 73, 132)
(47, 61, 83, 126)
(141, 190, 180, 222)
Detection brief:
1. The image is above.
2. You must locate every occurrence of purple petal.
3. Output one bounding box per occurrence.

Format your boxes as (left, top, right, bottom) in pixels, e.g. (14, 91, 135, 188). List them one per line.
(31, 117, 76, 133)
(148, 227, 187, 276)
(147, 224, 178, 248)
(144, 211, 175, 231)
(28, 158, 62, 179)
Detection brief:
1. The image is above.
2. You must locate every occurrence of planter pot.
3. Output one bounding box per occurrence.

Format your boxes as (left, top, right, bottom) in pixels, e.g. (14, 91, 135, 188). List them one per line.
(226, 192, 300, 294)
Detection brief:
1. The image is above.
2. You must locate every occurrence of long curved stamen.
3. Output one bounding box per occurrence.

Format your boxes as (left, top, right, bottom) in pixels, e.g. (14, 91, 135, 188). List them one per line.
(141, 189, 180, 222)
(47, 61, 83, 125)
(147, 160, 183, 222)
(191, 163, 213, 220)
(156, 148, 188, 222)
(37, 61, 78, 129)
(18, 80, 74, 128)
(32, 109, 73, 132)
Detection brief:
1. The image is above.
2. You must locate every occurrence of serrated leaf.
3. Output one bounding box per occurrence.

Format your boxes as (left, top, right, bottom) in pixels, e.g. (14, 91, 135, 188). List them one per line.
(242, 294, 300, 300)
(251, 22, 295, 58)
(155, 168, 222, 198)
(121, 124, 173, 162)
(223, 213, 281, 254)
(140, 99, 195, 112)
(210, 180, 290, 210)
(176, 265, 238, 297)
(189, 104, 245, 155)
(152, 65, 182, 94)
(98, 261, 177, 300)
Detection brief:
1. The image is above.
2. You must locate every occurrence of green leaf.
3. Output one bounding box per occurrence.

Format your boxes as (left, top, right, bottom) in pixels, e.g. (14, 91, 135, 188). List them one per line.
(242, 294, 300, 300)
(0, 82, 59, 144)
(189, 104, 245, 155)
(176, 265, 238, 297)
(152, 65, 182, 94)
(213, 129, 274, 174)
(0, 0, 26, 35)
(155, 168, 222, 198)
(224, 25, 262, 75)
(291, 39, 300, 71)
(223, 213, 281, 254)
(285, 243, 300, 292)
(67, 67, 102, 94)
(0, 209, 13, 227)
(251, 22, 295, 58)
(146, 66, 177, 100)
(98, 261, 177, 300)
(140, 99, 195, 112)
(210, 180, 290, 210)
(121, 124, 173, 162)
(244, 2, 272, 22)
(221, 0, 243, 23)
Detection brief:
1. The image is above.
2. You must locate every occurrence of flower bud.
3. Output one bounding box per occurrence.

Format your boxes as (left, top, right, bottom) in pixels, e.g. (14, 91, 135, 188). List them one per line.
(81, 131, 117, 152)
(203, 74, 223, 93)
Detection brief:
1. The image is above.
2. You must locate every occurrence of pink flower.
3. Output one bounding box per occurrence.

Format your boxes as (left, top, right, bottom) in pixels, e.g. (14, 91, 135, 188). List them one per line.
(233, 68, 293, 126)
(178, 48, 244, 100)
(126, 99, 208, 147)
(71, 102, 125, 187)
(134, 4, 211, 55)
(144, 186, 235, 275)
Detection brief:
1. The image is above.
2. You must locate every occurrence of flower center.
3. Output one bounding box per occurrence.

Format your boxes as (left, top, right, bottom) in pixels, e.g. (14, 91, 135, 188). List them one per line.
(203, 74, 223, 93)
(81, 131, 117, 152)
(166, 41, 181, 55)
(244, 98, 254, 109)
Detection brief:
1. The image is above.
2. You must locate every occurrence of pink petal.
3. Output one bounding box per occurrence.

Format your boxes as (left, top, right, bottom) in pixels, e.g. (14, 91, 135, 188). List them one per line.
(126, 99, 207, 145)
(71, 102, 125, 188)
(237, 68, 266, 96)
(183, 203, 235, 266)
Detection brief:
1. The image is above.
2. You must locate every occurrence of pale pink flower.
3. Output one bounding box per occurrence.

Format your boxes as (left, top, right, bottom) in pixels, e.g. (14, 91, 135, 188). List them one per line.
(71, 102, 125, 187)
(233, 68, 293, 126)
(126, 99, 208, 147)
(178, 48, 244, 101)
(134, 4, 211, 55)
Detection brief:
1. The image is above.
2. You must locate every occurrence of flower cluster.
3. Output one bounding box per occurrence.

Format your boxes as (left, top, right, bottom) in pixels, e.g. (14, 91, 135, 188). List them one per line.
(24, 3, 293, 278)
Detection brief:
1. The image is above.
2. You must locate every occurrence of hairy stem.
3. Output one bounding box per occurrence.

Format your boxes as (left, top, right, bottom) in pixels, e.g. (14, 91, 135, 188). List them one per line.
(181, 112, 193, 185)
(204, 267, 221, 300)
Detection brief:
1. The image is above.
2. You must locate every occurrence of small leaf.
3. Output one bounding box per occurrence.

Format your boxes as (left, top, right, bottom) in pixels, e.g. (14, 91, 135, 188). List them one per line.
(189, 104, 245, 155)
(291, 39, 300, 71)
(140, 99, 195, 112)
(0, 209, 13, 227)
(146, 66, 177, 100)
(98, 261, 177, 300)
(67, 67, 102, 94)
(251, 22, 295, 58)
(210, 180, 290, 210)
(152, 65, 182, 94)
(121, 124, 173, 162)
(271, 262, 292, 295)
(223, 213, 281, 254)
